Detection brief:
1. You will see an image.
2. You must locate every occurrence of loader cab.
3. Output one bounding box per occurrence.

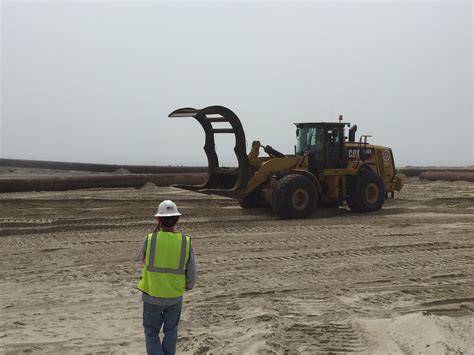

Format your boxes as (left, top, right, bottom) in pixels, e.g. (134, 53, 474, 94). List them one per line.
(295, 122, 349, 171)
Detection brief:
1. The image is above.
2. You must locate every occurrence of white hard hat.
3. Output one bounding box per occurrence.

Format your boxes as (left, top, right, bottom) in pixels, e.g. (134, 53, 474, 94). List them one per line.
(154, 200, 182, 217)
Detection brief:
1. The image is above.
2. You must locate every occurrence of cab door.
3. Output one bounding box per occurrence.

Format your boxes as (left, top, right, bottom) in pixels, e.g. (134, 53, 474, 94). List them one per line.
(326, 126, 344, 168)
(305, 125, 345, 172)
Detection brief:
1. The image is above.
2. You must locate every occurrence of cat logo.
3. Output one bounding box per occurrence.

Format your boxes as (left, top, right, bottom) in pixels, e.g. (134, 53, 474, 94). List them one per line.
(348, 148, 373, 159)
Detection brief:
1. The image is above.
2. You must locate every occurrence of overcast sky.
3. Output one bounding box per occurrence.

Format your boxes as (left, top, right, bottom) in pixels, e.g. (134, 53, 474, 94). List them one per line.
(1, 0, 472, 167)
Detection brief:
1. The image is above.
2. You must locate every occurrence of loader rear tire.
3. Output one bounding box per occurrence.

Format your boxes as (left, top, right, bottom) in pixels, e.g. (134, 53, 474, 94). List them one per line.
(349, 170, 385, 213)
(272, 174, 317, 219)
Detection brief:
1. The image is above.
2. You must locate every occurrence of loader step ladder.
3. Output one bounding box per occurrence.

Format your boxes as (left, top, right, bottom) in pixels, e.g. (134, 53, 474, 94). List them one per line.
(168, 106, 251, 198)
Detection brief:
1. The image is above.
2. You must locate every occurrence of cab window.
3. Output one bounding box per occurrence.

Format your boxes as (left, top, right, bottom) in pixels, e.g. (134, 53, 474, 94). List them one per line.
(296, 127, 319, 154)
(326, 128, 340, 144)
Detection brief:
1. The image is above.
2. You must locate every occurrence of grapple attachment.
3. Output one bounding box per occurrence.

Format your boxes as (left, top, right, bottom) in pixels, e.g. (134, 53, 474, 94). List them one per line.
(168, 106, 251, 198)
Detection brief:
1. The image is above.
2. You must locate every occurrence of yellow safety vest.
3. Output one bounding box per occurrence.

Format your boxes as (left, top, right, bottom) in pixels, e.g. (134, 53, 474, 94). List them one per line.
(138, 231, 191, 298)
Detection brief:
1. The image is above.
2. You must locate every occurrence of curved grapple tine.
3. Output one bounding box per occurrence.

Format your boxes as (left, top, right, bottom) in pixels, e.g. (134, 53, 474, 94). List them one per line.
(168, 106, 251, 198)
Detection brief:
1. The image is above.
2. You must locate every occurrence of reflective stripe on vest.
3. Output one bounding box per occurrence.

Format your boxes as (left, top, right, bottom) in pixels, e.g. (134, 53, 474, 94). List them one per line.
(147, 231, 187, 275)
(138, 231, 190, 298)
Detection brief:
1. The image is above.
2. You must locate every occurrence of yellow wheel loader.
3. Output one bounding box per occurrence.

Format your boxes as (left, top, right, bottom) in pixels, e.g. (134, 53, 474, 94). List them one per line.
(168, 106, 404, 219)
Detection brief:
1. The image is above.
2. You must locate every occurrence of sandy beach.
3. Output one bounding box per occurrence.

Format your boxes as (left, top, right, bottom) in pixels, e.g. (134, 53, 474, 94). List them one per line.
(0, 177, 473, 354)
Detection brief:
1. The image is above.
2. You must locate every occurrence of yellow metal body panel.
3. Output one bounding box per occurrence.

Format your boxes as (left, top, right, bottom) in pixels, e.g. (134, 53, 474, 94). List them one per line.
(244, 141, 403, 200)
(245, 155, 306, 194)
(344, 143, 402, 192)
(323, 168, 355, 176)
(248, 141, 263, 169)
(324, 175, 339, 199)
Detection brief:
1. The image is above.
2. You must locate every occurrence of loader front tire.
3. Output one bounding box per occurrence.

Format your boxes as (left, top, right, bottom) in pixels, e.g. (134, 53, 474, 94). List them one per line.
(272, 174, 318, 219)
(238, 188, 268, 209)
(238, 192, 259, 209)
(349, 170, 385, 213)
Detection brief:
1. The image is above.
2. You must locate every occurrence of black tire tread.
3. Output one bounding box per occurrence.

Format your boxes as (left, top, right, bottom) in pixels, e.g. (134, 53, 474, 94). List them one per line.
(239, 194, 258, 209)
(272, 174, 318, 219)
(349, 170, 385, 213)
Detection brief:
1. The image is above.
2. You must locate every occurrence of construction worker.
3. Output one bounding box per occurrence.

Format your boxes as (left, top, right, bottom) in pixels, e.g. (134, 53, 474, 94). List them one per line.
(137, 200, 196, 355)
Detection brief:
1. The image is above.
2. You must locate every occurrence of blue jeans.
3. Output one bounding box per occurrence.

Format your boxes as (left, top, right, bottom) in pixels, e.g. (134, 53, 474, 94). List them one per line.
(143, 301, 182, 355)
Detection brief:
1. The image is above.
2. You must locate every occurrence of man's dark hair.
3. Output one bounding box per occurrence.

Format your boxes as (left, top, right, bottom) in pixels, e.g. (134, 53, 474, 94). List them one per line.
(159, 216, 179, 228)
